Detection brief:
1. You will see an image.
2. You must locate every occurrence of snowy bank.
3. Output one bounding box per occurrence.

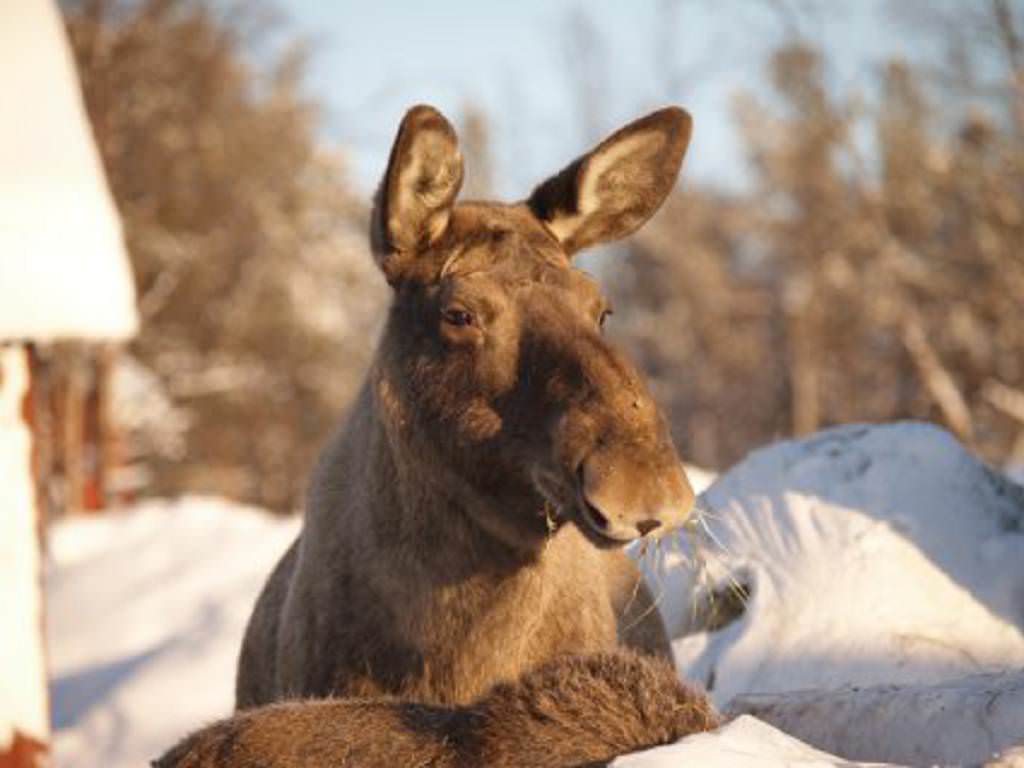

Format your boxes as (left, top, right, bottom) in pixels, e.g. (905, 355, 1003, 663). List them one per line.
(734, 670, 1024, 767)
(613, 714, 898, 767)
(46, 498, 298, 767)
(647, 422, 1024, 765)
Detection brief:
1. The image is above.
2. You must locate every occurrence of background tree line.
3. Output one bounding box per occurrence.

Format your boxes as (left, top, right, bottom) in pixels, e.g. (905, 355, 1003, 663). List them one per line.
(61, 0, 1024, 512)
(608, 0, 1024, 472)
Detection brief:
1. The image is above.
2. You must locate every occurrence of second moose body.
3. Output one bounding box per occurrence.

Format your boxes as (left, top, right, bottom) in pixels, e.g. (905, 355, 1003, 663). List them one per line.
(236, 105, 697, 709)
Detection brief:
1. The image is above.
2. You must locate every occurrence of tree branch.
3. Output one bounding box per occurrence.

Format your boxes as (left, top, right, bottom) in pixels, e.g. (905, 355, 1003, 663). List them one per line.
(901, 315, 974, 443)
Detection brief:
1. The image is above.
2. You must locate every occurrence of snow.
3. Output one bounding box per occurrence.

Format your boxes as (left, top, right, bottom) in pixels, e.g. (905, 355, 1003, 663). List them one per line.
(733, 670, 1024, 767)
(0, 347, 50, 751)
(1010, 464, 1024, 487)
(643, 422, 1024, 765)
(45, 423, 1024, 767)
(612, 714, 897, 767)
(682, 463, 717, 496)
(0, 0, 137, 343)
(46, 498, 298, 767)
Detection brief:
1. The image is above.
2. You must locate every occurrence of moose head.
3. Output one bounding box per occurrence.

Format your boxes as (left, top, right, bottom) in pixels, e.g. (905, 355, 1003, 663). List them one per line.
(369, 105, 696, 552)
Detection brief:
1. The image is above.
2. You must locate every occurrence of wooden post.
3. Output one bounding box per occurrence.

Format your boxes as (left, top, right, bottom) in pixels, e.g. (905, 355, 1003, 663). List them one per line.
(62, 344, 86, 516)
(0, 345, 51, 767)
(95, 344, 118, 509)
(26, 347, 53, 543)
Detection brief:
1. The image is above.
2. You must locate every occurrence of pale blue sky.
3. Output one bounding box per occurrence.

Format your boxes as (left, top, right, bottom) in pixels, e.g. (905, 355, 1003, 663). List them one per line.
(280, 1, 912, 197)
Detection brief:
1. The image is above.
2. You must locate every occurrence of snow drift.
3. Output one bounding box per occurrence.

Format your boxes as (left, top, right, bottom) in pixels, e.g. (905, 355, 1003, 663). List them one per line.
(734, 670, 1024, 767)
(612, 714, 899, 767)
(643, 422, 1024, 765)
(46, 498, 299, 767)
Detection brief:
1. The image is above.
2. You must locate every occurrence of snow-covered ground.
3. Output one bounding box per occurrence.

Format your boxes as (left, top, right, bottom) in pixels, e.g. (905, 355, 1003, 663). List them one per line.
(642, 422, 1024, 766)
(733, 670, 1024, 767)
(46, 424, 1024, 767)
(46, 498, 298, 767)
(667, 423, 1024, 699)
(613, 714, 902, 767)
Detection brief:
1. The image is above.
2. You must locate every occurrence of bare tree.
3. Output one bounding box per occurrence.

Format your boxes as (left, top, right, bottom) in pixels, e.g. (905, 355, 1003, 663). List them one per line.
(65, 0, 387, 511)
(602, 2, 1024, 470)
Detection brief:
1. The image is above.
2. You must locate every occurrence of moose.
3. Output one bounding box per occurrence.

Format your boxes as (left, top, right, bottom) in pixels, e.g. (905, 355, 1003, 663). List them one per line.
(159, 650, 719, 767)
(235, 104, 697, 710)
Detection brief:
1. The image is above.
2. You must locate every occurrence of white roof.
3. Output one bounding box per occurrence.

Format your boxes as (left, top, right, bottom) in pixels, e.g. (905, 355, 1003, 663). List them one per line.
(0, 0, 137, 342)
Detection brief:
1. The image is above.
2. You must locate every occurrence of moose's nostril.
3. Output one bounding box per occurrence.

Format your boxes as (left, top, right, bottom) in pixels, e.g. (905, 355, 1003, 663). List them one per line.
(636, 518, 661, 536)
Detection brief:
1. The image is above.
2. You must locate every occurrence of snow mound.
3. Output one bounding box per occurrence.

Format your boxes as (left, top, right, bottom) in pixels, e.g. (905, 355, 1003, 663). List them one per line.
(46, 498, 299, 768)
(646, 422, 1024, 709)
(734, 669, 1024, 767)
(612, 714, 897, 767)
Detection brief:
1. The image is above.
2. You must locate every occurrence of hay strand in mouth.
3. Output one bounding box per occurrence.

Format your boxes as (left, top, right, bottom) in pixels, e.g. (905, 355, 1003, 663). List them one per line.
(630, 494, 751, 639)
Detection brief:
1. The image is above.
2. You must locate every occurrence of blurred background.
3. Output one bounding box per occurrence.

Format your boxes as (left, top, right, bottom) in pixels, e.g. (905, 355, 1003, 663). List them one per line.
(38, 0, 1024, 518)
(4, 1, 1024, 765)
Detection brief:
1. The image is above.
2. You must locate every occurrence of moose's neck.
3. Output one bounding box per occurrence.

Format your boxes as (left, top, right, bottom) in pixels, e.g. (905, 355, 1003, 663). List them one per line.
(368, 369, 552, 582)
(300, 368, 617, 702)
(304, 365, 558, 589)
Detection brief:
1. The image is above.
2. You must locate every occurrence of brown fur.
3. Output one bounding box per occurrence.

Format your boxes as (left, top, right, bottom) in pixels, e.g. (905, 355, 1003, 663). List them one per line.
(160, 651, 719, 768)
(236, 105, 696, 709)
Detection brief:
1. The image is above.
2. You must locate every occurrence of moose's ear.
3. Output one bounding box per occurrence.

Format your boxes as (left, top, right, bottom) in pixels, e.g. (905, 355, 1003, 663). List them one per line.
(527, 107, 692, 256)
(370, 105, 464, 284)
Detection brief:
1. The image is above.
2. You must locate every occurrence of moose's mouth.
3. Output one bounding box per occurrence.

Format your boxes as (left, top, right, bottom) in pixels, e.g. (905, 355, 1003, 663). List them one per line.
(531, 465, 642, 549)
(569, 487, 647, 548)
(532, 469, 615, 548)
(574, 497, 632, 548)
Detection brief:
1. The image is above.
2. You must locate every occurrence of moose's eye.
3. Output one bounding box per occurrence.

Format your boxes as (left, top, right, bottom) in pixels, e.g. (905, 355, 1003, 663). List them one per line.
(442, 307, 474, 328)
(599, 308, 613, 329)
